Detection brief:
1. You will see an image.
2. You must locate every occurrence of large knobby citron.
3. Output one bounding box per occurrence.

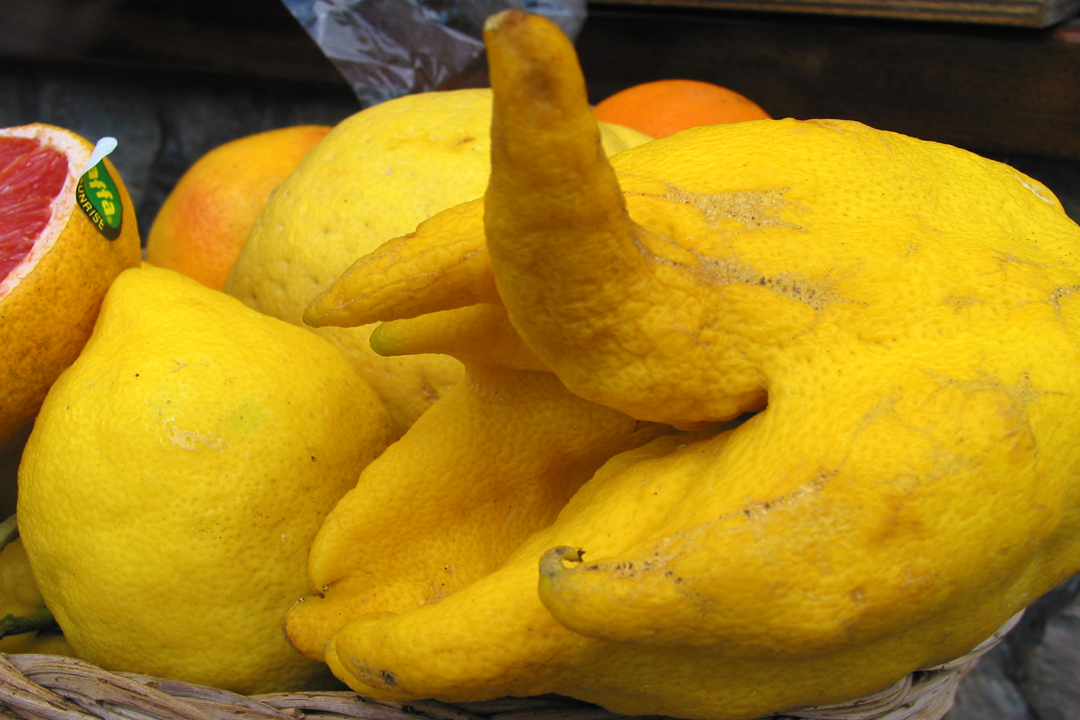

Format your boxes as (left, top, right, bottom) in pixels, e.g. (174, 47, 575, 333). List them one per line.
(283, 301, 667, 662)
(301, 9, 1080, 720)
(18, 266, 392, 694)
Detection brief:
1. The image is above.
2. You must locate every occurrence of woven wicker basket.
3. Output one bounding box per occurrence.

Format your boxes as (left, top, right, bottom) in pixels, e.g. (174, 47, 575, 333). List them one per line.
(0, 611, 1022, 720)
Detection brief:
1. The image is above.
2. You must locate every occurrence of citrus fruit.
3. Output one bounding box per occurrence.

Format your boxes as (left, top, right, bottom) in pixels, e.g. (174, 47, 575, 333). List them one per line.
(145, 125, 330, 290)
(303, 11, 1080, 720)
(21, 631, 75, 656)
(17, 265, 392, 694)
(593, 78, 771, 138)
(0, 124, 141, 451)
(224, 88, 651, 439)
(283, 302, 665, 662)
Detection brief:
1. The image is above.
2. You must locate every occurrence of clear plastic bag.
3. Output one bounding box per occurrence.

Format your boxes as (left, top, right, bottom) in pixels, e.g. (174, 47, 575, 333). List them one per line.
(281, 0, 587, 106)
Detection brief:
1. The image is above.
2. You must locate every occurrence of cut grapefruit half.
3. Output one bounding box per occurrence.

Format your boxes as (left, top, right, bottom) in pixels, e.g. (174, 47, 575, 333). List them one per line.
(0, 124, 141, 451)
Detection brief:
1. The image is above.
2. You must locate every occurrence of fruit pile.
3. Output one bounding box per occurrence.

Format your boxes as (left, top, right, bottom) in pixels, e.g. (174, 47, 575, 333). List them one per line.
(2, 9, 1080, 720)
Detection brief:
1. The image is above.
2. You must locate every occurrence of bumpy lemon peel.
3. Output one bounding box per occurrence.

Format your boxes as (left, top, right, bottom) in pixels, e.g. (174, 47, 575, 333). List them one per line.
(19, 267, 392, 694)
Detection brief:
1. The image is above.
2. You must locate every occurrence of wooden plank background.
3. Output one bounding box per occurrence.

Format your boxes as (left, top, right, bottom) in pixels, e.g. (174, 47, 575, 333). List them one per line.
(0, 0, 1077, 161)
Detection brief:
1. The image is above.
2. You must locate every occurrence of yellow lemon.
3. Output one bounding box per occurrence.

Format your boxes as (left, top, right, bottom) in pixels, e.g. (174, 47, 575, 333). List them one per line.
(224, 88, 650, 439)
(17, 266, 392, 693)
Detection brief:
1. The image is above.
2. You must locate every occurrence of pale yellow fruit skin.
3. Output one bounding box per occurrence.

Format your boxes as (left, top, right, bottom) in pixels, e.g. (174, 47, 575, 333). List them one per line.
(18, 266, 392, 694)
(20, 631, 75, 656)
(598, 120, 653, 150)
(224, 89, 650, 439)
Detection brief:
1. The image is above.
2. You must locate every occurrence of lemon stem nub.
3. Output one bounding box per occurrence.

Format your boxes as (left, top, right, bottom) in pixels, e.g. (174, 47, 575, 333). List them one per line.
(540, 546, 585, 579)
(0, 606, 57, 639)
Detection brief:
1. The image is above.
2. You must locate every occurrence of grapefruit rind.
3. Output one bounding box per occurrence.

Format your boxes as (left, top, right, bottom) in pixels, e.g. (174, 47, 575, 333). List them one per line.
(0, 123, 141, 451)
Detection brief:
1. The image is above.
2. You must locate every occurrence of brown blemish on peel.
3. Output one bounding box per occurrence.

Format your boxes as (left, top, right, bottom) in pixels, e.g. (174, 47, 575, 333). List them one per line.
(662, 185, 802, 232)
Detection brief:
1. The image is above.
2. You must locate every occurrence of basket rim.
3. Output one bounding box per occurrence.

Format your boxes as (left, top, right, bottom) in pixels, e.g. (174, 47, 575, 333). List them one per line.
(0, 610, 1023, 720)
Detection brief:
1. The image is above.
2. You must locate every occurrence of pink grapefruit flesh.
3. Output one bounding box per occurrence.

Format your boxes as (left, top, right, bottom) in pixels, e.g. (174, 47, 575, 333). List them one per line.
(0, 137, 69, 283)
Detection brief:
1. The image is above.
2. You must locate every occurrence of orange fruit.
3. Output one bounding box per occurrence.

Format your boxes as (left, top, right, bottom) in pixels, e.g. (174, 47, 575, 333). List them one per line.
(0, 123, 141, 452)
(145, 125, 330, 290)
(593, 79, 771, 139)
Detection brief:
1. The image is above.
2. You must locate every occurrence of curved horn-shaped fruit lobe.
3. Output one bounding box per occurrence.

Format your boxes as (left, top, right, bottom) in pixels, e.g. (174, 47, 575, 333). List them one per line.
(484, 10, 780, 427)
(370, 303, 549, 372)
(303, 198, 497, 329)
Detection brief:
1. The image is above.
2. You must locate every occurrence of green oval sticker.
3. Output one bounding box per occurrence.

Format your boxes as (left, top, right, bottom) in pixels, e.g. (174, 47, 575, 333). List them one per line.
(76, 161, 122, 241)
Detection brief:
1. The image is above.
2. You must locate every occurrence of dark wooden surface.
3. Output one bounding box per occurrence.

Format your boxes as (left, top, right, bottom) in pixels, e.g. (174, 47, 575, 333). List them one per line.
(0, 1, 1078, 162)
(0, 0, 343, 84)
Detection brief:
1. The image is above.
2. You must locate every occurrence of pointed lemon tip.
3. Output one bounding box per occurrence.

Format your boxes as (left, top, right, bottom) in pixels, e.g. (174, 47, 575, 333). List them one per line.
(484, 7, 544, 39)
(539, 546, 585, 579)
(483, 8, 519, 33)
(483, 8, 578, 90)
(302, 297, 329, 328)
(368, 322, 404, 357)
